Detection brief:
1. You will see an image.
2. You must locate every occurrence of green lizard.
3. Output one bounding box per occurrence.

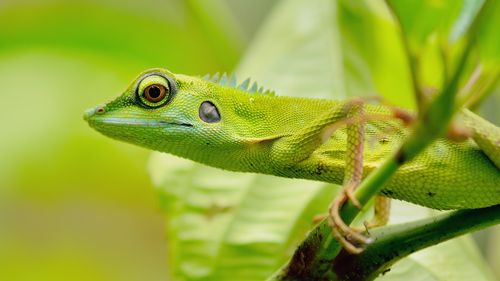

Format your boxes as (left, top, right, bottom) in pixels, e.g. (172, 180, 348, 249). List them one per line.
(84, 68, 500, 250)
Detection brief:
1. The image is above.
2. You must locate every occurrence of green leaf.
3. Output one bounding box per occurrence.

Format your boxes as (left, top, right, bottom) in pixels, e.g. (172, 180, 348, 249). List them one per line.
(150, 154, 333, 281)
(386, 0, 465, 48)
(476, 0, 500, 67)
(449, 0, 485, 43)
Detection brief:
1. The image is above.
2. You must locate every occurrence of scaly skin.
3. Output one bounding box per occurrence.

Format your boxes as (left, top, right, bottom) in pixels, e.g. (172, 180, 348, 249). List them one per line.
(84, 68, 500, 210)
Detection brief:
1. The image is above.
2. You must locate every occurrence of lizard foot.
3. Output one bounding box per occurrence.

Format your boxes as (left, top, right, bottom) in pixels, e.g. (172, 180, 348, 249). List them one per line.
(328, 188, 374, 254)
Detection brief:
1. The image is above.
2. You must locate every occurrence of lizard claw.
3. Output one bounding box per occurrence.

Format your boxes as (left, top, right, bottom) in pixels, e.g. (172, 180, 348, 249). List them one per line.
(328, 192, 373, 254)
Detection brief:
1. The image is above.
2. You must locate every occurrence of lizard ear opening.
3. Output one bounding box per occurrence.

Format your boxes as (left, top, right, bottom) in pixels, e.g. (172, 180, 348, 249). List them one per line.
(199, 101, 221, 123)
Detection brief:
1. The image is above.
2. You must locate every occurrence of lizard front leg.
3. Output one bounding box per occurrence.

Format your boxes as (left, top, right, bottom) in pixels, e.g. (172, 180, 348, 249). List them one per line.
(327, 100, 379, 254)
(271, 102, 347, 165)
(271, 99, 381, 253)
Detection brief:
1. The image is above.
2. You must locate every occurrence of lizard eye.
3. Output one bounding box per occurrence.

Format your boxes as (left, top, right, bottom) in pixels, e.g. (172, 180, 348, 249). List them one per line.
(144, 84, 167, 103)
(199, 101, 221, 123)
(136, 74, 175, 108)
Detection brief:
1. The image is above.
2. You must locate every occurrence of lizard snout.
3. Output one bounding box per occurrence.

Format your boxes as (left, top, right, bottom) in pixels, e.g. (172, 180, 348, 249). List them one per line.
(83, 105, 106, 121)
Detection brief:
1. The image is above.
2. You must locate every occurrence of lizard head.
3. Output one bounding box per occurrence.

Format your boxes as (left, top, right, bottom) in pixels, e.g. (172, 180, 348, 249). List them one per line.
(84, 68, 235, 160)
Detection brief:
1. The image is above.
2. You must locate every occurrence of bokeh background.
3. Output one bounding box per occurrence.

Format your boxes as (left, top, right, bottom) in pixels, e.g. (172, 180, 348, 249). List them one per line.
(0, 1, 498, 280)
(0, 1, 274, 280)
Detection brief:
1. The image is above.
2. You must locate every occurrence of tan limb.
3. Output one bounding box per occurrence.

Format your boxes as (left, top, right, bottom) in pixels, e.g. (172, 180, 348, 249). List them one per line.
(364, 196, 391, 230)
(327, 99, 373, 254)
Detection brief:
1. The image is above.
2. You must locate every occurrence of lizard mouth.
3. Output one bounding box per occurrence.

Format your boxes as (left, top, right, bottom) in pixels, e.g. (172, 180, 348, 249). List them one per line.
(87, 117, 193, 128)
(84, 107, 193, 128)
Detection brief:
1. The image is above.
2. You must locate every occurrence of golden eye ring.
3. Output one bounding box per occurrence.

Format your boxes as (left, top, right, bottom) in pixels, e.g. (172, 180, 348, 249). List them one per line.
(136, 73, 176, 108)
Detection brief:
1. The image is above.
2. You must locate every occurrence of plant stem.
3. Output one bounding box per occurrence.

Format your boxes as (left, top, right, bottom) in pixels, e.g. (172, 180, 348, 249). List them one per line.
(332, 205, 500, 280)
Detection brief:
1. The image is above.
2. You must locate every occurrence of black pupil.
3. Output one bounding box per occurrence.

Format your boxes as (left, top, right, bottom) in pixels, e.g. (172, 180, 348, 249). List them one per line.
(148, 86, 161, 99)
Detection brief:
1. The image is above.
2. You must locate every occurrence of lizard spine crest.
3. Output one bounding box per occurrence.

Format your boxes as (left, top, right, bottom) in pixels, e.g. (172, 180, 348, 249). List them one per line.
(202, 72, 275, 96)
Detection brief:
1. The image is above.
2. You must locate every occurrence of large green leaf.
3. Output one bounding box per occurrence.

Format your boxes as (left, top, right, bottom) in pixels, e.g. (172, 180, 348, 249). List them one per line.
(477, 0, 500, 65)
(150, 0, 496, 280)
(150, 155, 331, 281)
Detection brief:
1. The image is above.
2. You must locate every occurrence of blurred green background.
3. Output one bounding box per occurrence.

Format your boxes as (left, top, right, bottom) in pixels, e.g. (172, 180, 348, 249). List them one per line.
(0, 1, 274, 280)
(1, 1, 499, 280)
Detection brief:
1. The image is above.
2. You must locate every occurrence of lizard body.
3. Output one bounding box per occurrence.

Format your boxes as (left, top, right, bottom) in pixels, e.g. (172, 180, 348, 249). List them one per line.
(85, 68, 500, 210)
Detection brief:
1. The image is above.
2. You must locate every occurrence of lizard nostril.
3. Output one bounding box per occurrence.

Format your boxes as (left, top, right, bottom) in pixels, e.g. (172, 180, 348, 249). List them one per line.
(83, 105, 106, 122)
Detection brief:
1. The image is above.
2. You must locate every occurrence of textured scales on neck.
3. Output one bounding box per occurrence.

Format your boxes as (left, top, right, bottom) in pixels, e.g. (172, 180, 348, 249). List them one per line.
(201, 72, 275, 96)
